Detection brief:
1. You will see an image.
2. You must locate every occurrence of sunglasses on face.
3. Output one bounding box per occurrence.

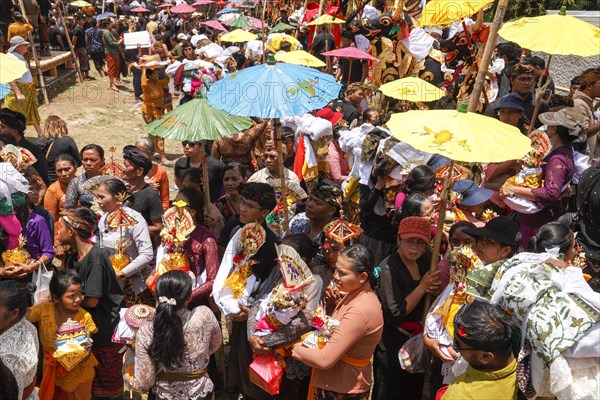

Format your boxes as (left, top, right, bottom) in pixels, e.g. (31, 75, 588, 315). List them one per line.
(182, 141, 200, 147)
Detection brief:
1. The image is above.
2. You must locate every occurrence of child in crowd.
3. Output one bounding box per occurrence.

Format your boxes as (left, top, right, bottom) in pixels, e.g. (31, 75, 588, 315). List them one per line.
(28, 270, 98, 399)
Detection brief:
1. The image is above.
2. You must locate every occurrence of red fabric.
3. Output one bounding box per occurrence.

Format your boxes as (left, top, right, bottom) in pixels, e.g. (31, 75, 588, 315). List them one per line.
(400, 321, 424, 336)
(39, 350, 70, 400)
(174, 63, 186, 87)
(435, 385, 449, 400)
(293, 135, 306, 183)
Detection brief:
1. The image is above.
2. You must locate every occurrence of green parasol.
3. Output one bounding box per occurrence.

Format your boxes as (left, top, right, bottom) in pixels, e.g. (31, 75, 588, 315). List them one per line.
(226, 14, 252, 28)
(148, 97, 253, 207)
(269, 21, 295, 33)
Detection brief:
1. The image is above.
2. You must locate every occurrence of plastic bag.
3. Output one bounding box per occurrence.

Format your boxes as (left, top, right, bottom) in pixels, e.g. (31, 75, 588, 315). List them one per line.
(399, 334, 431, 373)
(32, 262, 53, 305)
(249, 353, 283, 395)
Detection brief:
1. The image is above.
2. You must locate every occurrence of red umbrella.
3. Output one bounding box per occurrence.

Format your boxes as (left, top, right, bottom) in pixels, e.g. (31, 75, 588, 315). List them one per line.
(202, 20, 228, 31)
(171, 3, 196, 13)
(215, 0, 227, 5)
(157, 3, 173, 7)
(192, 0, 213, 4)
(131, 6, 150, 12)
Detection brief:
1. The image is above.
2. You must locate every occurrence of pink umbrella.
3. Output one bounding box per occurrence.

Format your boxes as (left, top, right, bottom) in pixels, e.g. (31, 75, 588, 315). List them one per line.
(170, 3, 196, 13)
(131, 6, 150, 12)
(321, 47, 379, 62)
(226, 1, 241, 6)
(202, 20, 228, 31)
(192, 0, 213, 4)
(322, 47, 379, 84)
(247, 17, 263, 29)
(157, 3, 173, 7)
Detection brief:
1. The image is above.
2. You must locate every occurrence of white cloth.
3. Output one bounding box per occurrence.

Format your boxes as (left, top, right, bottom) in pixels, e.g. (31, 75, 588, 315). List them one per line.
(198, 42, 224, 59)
(402, 25, 434, 62)
(245, 40, 264, 59)
(95, 206, 153, 295)
(0, 162, 29, 206)
(212, 228, 257, 315)
(190, 34, 208, 47)
(0, 318, 39, 400)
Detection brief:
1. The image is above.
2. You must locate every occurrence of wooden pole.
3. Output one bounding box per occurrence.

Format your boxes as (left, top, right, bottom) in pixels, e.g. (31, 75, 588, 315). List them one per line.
(468, 0, 509, 113)
(274, 119, 290, 234)
(56, 3, 85, 83)
(17, 0, 49, 104)
(261, 0, 268, 63)
(199, 141, 212, 218)
(102, 0, 105, 13)
(527, 55, 553, 134)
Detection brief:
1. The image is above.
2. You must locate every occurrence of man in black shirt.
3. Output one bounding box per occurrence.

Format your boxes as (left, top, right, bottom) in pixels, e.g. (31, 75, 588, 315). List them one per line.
(122, 146, 164, 242)
(71, 14, 90, 79)
(330, 82, 364, 126)
(174, 141, 224, 202)
(335, 31, 367, 85)
(48, 18, 66, 50)
(0, 108, 49, 185)
(310, 25, 335, 62)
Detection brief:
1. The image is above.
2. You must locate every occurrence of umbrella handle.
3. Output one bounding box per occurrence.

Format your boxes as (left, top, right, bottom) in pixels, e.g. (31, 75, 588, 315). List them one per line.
(199, 143, 212, 218)
(274, 120, 290, 235)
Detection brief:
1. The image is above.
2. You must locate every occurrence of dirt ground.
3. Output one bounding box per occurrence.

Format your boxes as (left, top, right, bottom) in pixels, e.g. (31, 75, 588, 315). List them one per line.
(28, 67, 183, 185)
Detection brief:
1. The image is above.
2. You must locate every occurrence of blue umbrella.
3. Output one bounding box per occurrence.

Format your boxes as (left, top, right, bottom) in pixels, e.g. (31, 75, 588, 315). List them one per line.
(0, 83, 10, 101)
(207, 54, 342, 233)
(97, 11, 116, 20)
(207, 55, 342, 119)
(216, 7, 238, 14)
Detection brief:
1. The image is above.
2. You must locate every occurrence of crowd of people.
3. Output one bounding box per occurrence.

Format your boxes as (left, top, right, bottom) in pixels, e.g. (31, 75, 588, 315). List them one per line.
(0, 0, 599, 400)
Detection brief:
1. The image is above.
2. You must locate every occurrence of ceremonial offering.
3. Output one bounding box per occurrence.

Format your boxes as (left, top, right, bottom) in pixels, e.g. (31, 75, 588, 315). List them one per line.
(149, 201, 196, 292)
(255, 244, 315, 335)
(481, 208, 499, 223)
(100, 146, 125, 178)
(302, 306, 340, 349)
(1, 235, 31, 266)
(214, 222, 266, 315)
(0, 144, 36, 171)
(53, 318, 93, 371)
(506, 130, 551, 189)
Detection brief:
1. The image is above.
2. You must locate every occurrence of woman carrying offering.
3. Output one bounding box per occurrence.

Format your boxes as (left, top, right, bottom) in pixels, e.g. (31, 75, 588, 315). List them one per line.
(291, 244, 383, 400)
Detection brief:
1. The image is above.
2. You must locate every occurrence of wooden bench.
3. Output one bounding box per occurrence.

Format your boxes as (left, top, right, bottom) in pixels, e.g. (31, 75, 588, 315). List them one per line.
(29, 50, 74, 84)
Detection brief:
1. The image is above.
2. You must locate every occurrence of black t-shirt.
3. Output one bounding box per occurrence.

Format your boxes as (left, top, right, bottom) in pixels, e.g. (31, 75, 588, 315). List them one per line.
(174, 156, 224, 202)
(310, 32, 335, 62)
(17, 137, 49, 186)
(68, 246, 125, 348)
(72, 26, 86, 49)
(35, 136, 81, 183)
(0, 0, 14, 23)
(339, 58, 365, 85)
(131, 184, 164, 226)
(49, 27, 63, 47)
(330, 99, 360, 126)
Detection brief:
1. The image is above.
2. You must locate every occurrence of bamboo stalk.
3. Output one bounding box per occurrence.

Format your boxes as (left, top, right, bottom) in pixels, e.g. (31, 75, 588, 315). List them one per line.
(56, 2, 85, 83)
(18, 0, 49, 104)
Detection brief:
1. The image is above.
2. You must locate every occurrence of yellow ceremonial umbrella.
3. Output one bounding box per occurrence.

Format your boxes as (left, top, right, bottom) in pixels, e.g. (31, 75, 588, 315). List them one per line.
(386, 104, 530, 163)
(380, 75, 444, 102)
(306, 14, 345, 26)
(499, 7, 600, 57)
(220, 29, 258, 43)
(275, 50, 325, 68)
(0, 53, 28, 84)
(70, 0, 92, 6)
(499, 7, 600, 133)
(419, 0, 493, 26)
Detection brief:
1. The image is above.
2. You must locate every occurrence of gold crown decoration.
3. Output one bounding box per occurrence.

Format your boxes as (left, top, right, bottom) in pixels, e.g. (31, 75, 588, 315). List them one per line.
(53, 318, 93, 371)
(100, 146, 125, 178)
(323, 213, 363, 247)
(1, 235, 31, 267)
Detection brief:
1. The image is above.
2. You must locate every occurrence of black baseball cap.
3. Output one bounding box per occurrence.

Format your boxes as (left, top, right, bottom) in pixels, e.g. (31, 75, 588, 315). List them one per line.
(463, 216, 520, 248)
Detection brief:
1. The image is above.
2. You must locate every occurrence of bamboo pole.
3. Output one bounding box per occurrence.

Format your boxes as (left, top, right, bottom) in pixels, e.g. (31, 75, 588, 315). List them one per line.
(468, 0, 509, 112)
(260, 0, 268, 63)
(423, 1, 509, 322)
(274, 119, 290, 234)
(56, 3, 85, 83)
(527, 55, 553, 134)
(199, 141, 212, 218)
(17, 0, 49, 104)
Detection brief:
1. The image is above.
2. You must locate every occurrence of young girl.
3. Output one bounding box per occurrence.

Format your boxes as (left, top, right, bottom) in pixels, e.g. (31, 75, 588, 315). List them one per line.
(28, 269, 98, 399)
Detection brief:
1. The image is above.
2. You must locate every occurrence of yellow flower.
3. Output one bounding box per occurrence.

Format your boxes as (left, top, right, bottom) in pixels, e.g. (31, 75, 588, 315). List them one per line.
(172, 200, 188, 208)
(433, 129, 453, 144)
